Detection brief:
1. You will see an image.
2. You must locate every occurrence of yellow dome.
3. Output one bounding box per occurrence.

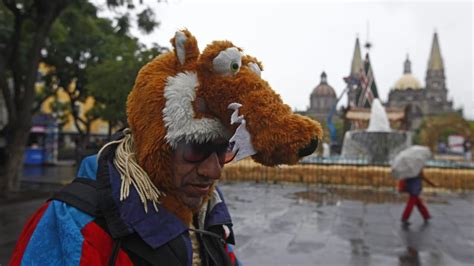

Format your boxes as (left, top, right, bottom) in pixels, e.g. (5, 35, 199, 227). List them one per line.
(394, 74, 422, 90)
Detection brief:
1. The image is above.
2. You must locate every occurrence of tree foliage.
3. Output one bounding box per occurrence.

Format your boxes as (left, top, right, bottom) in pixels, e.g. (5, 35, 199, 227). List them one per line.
(0, 0, 70, 193)
(0, 0, 163, 194)
(41, 1, 116, 136)
(417, 113, 474, 151)
(107, 0, 162, 34)
(86, 41, 164, 132)
(40, 0, 166, 161)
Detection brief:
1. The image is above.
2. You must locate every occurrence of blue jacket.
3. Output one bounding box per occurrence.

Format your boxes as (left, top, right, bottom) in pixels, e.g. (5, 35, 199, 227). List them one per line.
(405, 176, 422, 196)
(11, 151, 241, 266)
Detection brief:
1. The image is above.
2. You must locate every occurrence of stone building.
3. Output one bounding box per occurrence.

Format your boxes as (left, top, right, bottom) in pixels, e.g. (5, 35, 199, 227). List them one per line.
(306, 71, 337, 122)
(387, 32, 455, 130)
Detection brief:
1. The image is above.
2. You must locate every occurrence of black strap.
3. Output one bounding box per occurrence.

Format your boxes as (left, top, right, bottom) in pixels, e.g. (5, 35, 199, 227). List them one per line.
(50, 178, 99, 216)
(189, 228, 226, 244)
(108, 239, 122, 266)
(118, 233, 187, 266)
(200, 226, 233, 266)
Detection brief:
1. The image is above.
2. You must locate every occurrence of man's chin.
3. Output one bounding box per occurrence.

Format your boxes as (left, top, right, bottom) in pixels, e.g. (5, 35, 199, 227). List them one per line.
(181, 195, 205, 211)
(178, 183, 216, 212)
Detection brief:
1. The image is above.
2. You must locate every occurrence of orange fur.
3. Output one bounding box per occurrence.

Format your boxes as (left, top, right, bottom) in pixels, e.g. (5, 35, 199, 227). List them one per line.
(126, 30, 323, 224)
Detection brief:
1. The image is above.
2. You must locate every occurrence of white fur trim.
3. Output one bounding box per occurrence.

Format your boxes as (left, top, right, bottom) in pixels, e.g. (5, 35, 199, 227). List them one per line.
(198, 189, 222, 230)
(208, 189, 223, 212)
(163, 71, 229, 148)
(175, 31, 187, 65)
(222, 225, 231, 239)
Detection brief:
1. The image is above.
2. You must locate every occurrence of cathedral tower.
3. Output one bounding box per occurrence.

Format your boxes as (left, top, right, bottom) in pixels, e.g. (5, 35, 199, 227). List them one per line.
(424, 32, 452, 114)
(346, 37, 363, 107)
(425, 32, 445, 90)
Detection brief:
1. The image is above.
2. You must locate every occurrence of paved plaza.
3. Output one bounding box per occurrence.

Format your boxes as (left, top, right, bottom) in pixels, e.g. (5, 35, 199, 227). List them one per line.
(1, 172, 473, 265)
(220, 182, 474, 266)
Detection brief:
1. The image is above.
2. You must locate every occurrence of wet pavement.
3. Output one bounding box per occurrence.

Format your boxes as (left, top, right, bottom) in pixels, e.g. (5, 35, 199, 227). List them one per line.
(220, 183, 474, 266)
(0, 164, 76, 265)
(1, 166, 473, 265)
(0, 198, 46, 264)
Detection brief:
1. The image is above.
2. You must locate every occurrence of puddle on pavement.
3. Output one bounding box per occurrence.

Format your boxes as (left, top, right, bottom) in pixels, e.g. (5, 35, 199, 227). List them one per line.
(292, 187, 449, 205)
(287, 241, 325, 253)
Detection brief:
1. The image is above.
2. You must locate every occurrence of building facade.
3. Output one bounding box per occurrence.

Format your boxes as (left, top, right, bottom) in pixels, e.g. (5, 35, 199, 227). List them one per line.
(306, 72, 337, 122)
(387, 32, 454, 130)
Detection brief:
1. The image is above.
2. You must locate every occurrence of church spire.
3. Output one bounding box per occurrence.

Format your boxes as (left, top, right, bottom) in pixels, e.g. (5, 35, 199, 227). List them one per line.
(320, 71, 327, 84)
(427, 32, 444, 71)
(404, 54, 412, 74)
(350, 37, 363, 78)
(425, 32, 446, 90)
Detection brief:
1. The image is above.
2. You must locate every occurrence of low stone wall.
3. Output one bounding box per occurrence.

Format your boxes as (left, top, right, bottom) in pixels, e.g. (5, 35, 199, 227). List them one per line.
(221, 159, 474, 191)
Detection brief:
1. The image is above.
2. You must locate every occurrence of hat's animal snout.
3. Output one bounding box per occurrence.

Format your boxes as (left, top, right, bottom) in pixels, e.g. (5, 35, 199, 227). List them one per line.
(298, 138, 319, 157)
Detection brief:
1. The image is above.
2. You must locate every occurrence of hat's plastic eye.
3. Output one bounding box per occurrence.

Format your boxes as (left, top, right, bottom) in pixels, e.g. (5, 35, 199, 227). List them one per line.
(248, 62, 261, 77)
(213, 47, 242, 76)
(231, 62, 240, 72)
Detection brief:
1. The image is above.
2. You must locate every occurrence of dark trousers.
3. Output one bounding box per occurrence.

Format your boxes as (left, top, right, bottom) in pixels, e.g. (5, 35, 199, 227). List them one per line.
(402, 195, 430, 221)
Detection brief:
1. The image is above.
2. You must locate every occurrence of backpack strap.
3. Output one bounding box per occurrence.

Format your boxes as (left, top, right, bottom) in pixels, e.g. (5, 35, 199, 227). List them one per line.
(50, 176, 196, 265)
(50, 177, 99, 217)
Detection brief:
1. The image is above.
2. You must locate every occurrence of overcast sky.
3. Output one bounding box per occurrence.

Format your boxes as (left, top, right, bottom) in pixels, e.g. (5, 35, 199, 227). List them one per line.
(97, 0, 473, 119)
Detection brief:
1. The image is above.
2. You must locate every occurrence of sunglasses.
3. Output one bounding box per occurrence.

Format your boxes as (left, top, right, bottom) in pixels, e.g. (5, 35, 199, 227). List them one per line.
(179, 141, 237, 164)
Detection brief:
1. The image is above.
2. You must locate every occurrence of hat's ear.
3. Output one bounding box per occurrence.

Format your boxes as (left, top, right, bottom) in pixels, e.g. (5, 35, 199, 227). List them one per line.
(170, 29, 200, 67)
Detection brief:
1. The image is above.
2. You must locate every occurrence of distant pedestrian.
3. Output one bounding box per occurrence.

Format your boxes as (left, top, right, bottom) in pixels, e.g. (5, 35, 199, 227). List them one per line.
(391, 145, 435, 226)
(401, 170, 436, 225)
(437, 141, 447, 154)
(322, 142, 330, 157)
(463, 139, 472, 161)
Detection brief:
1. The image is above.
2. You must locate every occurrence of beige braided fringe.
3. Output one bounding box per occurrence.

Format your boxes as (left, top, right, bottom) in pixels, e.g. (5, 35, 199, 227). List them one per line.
(98, 128, 164, 213)
(189, 224, 203, 266)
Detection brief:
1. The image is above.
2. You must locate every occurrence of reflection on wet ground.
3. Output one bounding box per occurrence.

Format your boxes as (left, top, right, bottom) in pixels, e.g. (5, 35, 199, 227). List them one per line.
(1, 178, 472, 265)
(0, 198, 46, 264)
(220, 182, 474, 266)
(293, 187, 449, 205)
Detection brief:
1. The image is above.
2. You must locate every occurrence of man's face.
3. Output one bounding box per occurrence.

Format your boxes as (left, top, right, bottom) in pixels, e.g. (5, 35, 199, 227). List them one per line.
(170, 139, 232, 210)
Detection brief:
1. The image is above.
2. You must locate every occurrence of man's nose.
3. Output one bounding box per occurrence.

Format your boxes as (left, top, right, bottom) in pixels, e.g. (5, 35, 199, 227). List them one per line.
(197, 152, 222, 180)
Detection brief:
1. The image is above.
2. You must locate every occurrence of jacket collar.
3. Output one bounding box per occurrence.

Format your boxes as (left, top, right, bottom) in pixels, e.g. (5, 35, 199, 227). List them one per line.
(107, 160, 187, 249)
(104, 156, 233, 249)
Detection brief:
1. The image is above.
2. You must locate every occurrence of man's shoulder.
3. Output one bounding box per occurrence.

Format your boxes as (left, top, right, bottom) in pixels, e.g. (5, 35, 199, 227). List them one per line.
(77, 155, 98, 179)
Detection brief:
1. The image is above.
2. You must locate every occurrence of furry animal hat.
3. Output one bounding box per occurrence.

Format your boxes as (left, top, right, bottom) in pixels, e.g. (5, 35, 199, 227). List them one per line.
(112, 30, 322, 224)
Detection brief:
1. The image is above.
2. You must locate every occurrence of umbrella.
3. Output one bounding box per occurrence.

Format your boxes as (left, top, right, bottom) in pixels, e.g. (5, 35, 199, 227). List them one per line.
(391, 145, 432, 180)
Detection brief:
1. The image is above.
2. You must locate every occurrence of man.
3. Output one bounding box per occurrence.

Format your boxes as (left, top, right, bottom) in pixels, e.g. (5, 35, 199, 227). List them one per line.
(10, 30, 322, 265)
(463, 139, 472, 161)
(10, 131, 240, 265)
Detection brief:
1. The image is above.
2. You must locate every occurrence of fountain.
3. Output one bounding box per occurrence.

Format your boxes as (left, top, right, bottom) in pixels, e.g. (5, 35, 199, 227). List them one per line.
(341, 99, 412, 163)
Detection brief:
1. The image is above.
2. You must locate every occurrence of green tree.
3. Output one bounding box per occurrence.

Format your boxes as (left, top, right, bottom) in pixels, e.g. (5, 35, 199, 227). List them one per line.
(0, 0, 70, 194)
(43, 1, 164, 164)
(41, 1, 116, 164)
(87, 41, 165, 137)
(0, 0, 161, 195)
(417, 113, 474, 151)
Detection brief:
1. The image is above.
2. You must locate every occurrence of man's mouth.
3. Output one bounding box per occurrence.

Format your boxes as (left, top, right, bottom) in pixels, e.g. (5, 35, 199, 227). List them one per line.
(187, 183, 212, 196)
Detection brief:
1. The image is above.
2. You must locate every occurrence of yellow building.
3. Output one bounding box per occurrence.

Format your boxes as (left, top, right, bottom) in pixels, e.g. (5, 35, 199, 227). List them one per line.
(37, 63, 110, 136)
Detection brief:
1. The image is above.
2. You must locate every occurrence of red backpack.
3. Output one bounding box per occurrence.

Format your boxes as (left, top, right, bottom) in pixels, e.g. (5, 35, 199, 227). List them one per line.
(397, 180, 407, 192)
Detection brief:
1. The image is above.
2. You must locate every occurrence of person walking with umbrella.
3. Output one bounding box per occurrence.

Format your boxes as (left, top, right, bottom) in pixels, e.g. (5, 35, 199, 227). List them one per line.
(400, 170, 436, 225)
(391, 146, 437, 226)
